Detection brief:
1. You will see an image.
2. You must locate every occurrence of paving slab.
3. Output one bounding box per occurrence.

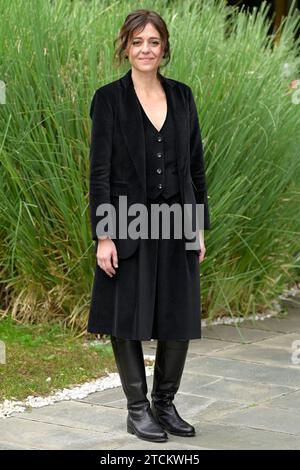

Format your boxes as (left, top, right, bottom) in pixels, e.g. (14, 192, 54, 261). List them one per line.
(203, 331, 300, 369)
(202, 324, 280, 343)
(217, 405, 300, 437)
(184, 355, 300, 388)
(16, 400, 128, 432)
(0, 416, 130, 450)
(241, 314, 300, 334)
(143, 338, 240, 356)
(262, 389, 300, 411)
(209, 342, 299, 368)
(179, 373, 293, 405)
(181, 421, 300, 450)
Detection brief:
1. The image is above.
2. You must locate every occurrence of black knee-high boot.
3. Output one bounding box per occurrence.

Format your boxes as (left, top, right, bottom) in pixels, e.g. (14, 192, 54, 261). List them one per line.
(150, 340, 196, 436)
(110, 335, 168, 443)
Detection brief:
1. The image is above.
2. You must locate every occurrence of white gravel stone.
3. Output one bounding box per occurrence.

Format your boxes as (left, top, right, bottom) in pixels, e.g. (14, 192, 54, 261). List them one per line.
(0, 358, 155, 420)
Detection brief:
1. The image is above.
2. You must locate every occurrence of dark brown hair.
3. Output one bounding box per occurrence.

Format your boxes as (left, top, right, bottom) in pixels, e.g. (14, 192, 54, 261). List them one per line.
(113, 9, 171, 71)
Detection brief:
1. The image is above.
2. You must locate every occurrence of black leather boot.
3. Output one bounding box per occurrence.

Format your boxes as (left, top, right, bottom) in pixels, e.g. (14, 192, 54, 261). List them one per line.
(150, 340, 196, 437)
(110, 335, 168, 443)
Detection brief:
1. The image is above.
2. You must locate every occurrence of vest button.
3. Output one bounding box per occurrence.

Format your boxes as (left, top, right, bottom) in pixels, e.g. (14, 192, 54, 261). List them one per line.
(157, 183, 163, 189)
(156, 168, 162, 174)
(157, 152, 163, 158)
(157, 135, 163, 142)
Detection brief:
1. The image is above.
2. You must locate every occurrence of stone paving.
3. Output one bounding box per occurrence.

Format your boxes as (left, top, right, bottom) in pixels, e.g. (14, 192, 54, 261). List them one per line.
(1, 307, 300, 450)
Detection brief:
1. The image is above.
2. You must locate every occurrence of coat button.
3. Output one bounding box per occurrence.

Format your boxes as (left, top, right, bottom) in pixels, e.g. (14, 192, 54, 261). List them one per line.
(157, 183, 163, 189)
(156, 168, 162, 174)
(157, 152, 163, 158)
(157, 135, 163, 142)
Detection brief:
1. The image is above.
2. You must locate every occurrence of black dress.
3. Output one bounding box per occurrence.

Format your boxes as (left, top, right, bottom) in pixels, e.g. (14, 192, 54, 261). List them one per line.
(87, 85, 202, 341)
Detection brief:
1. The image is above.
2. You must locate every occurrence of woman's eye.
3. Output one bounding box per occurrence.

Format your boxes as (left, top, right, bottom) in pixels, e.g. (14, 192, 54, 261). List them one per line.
(132, 41, 160, 46)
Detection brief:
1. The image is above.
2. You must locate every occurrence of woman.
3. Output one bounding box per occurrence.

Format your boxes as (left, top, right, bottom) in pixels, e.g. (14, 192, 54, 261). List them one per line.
(87, 9, 211, 443)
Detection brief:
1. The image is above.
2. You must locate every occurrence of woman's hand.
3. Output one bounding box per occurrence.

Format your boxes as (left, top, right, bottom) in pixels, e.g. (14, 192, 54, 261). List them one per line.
(96, 239, 118, 277)
(198, 230, 206, 263)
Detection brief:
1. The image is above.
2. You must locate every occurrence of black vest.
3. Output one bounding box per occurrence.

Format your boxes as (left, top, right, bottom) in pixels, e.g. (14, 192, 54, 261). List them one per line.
(136, 89, 180, 200)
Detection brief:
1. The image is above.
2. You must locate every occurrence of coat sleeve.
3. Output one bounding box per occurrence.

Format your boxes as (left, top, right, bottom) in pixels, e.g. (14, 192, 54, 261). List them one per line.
(188, 86, 211, 230)
(89, 89, 114, 240)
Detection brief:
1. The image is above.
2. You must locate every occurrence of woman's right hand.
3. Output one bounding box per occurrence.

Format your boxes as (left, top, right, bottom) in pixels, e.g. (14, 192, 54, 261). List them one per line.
(96, 239, 118, 277)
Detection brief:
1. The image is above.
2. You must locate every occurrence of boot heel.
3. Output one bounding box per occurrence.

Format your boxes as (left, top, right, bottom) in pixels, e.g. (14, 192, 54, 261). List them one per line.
(127, 422, 135, 435)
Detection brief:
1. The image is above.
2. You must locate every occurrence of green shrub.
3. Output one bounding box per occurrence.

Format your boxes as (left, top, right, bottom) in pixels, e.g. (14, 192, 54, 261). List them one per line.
(0, 0, 299, 329)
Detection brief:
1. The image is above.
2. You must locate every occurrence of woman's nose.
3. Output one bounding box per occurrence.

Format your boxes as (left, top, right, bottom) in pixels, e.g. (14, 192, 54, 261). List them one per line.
(141, 42, 150, 53)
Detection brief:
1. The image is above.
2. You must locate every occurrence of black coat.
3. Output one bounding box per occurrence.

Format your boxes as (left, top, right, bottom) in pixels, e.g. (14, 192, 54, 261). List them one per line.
(89, 68, 211, 260)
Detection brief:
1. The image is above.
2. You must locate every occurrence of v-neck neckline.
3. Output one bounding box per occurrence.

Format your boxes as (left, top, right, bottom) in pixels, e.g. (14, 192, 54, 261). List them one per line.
(139, 102, 168, 133)
(134, 86, 169, 133)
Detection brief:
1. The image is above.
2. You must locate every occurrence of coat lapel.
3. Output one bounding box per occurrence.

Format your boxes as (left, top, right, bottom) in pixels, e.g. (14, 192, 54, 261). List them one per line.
(119, 68, 188, 198)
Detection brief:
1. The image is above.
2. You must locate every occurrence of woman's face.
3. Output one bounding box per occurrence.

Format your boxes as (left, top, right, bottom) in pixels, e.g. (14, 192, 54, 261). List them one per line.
(125, 22, 165, 73)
